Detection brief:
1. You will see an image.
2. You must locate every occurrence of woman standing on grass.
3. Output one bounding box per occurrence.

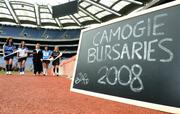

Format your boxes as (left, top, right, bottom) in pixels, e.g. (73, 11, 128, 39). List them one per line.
(3, 37, 16, 75)
(51, 46, 62, 76)
(32, 43, 43, 75)
(17, 41, 28, 75)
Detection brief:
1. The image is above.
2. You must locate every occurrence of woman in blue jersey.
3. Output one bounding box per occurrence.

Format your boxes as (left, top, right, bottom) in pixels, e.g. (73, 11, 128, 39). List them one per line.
(3, 37, 16, 75)
(17, 41, 28, 75)
(42, 45, 52, 76)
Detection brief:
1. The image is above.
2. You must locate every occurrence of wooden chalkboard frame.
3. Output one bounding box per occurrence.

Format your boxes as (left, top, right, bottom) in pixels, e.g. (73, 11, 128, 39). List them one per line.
(71, 1, 180, 113)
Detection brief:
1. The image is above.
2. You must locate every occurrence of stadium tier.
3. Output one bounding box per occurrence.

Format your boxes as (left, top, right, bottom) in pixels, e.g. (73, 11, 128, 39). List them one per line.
(0, 24, 81, 59)
(0, 25, 80, 39)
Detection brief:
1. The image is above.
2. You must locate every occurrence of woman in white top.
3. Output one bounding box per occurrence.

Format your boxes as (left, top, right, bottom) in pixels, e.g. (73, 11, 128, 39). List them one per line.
(17, 41, 28, 75)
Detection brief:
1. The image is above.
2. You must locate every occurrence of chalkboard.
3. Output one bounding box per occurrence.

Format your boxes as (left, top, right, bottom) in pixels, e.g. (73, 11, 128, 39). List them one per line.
(71, 1, 180, 113)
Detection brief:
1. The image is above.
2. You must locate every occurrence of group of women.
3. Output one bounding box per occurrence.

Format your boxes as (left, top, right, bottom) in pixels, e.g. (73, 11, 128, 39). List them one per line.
(3, 37, 62, 76)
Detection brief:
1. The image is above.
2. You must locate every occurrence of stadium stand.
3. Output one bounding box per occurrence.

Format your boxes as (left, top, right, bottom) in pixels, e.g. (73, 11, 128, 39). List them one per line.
(0, 24, 81, 39)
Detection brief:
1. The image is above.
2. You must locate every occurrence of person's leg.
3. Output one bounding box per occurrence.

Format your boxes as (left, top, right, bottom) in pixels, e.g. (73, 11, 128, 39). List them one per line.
(55, 65, 57, 74)
(18, 61, 22, 75)
(45, 62, 49, 75)
(22, 60, 26, 75)
(9, 58, 13, 75)
(38, 61, 42, 75)
(56, 65, 59, 76)
(5, 60, 9, 75)
(53, 65, 56, 76)
(43, 62, 46, 75)
(33, 61, 37, 75)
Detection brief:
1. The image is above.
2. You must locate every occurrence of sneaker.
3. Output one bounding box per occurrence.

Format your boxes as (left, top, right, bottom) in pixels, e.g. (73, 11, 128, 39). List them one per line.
(55, 72, 59, 75)
(6, 72, 9, 75)
(43, 73, 48, 76)
(9, 71, 12, 75)
(20, 72, 24, 75)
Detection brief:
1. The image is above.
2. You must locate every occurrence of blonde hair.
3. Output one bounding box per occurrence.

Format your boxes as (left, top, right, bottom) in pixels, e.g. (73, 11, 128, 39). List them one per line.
(54, 46, 59, 51)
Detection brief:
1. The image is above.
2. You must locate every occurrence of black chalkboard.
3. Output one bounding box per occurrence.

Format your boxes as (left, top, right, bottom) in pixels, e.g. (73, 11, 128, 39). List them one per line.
(71, 1, 180, 113)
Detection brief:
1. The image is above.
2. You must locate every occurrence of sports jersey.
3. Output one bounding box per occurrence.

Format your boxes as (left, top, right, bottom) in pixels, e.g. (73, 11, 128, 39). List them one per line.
(42, 50, 52, 59)
(51, 51, 61, 58)
(18, 47, 28, 57)
(51, 51, 62, 66)
(3, 44, 16, 55)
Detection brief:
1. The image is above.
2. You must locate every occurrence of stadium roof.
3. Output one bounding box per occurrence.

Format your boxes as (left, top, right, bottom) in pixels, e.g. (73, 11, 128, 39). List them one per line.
(0, 0, 165, 29)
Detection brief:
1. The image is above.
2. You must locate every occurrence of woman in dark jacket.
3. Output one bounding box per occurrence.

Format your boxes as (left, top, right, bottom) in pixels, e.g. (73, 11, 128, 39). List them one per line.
(32, 43, 43, 75)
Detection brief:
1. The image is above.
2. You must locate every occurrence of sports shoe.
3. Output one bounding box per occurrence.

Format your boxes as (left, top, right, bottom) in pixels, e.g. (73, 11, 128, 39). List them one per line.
(6, 72, 9, 75)
(9, 71, 12, 75)
(20, 72, 24, 75)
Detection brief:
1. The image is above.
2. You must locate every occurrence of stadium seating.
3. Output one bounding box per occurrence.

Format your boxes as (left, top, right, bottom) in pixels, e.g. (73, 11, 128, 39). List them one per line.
(0, 25, 80, 39)
(21, 28, 44, 38)
(2, 26, 23, 37)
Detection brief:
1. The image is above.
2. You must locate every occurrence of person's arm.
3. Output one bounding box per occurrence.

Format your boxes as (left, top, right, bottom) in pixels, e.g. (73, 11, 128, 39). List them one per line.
(25, 48, 28, 57)
(50, 51, 54, 59)
(47, 51, 53, 60)
(32, 50, 36, 57)
(48, 50, 52, 59)
(58, 51, 63, 58)
(40, 50, 43, 61)
(3, 44, 5, 57)
(40, 50, 43, 59)
(13, 45, 17, 52)
(17, 48, 19, 58)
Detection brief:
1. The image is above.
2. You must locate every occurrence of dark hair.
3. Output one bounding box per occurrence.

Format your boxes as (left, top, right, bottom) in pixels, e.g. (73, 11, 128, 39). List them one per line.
(36, 43, 40, 46)
(5, 37, 14, 46)
(44, 45, 48, 50)
(19, 41, 26, 48)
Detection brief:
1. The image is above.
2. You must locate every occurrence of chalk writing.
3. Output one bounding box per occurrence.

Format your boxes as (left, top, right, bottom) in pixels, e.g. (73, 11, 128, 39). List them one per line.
(75, 72, 89, 85)
(97, 64, 143, 92)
